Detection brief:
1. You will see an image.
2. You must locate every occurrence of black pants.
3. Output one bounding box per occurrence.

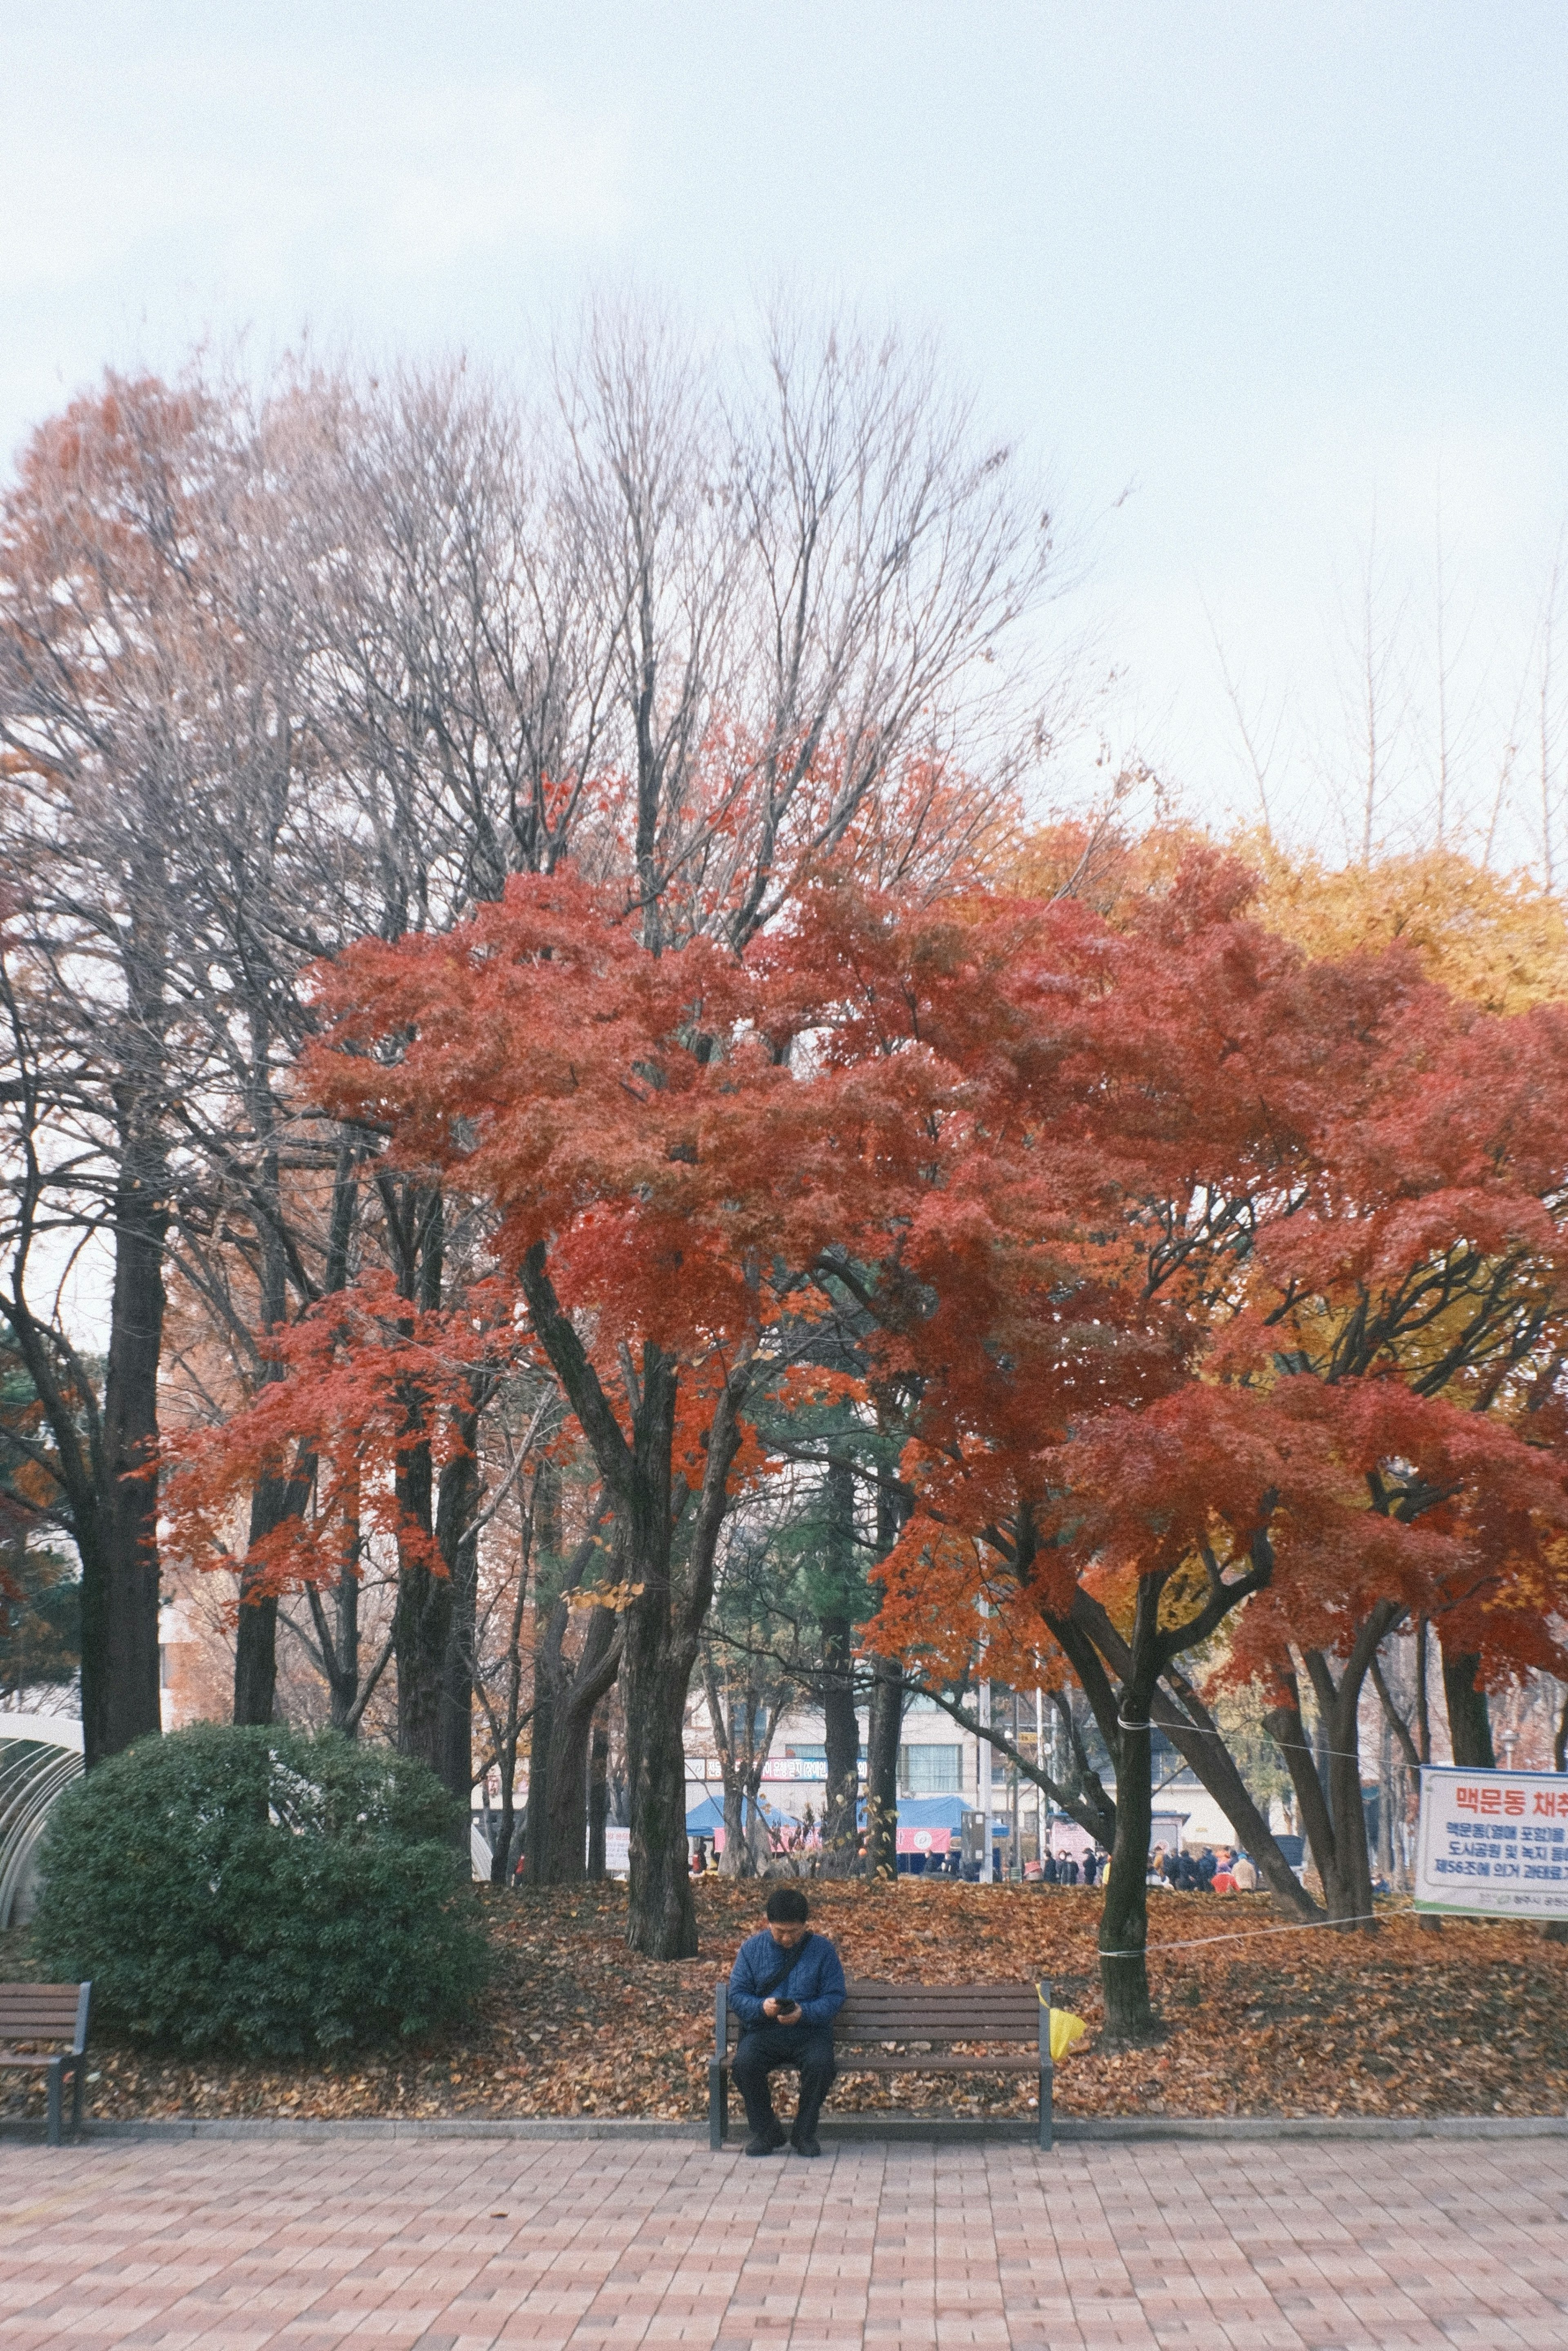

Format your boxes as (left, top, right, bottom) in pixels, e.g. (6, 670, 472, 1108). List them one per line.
(732, 2025, 837, 2137)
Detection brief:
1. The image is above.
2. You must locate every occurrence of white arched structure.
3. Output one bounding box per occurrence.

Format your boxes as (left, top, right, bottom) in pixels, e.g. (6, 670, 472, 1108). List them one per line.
(0, 1713, 84, 1928)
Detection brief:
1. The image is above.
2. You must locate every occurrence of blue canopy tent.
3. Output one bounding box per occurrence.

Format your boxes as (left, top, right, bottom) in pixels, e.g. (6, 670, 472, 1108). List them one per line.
(895, 1794, 965, 1873)
(894, 1794, 1013, 1873)
(687, 1791, 802, 1855)
(894, 1795, 967, 1838)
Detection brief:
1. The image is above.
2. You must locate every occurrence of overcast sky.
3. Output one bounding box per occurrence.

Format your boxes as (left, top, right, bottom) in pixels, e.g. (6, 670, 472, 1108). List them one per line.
(5, 3, 1566, 859)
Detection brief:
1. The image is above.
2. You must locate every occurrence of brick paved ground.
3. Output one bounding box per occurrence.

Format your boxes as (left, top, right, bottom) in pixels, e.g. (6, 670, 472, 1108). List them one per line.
(4, 2135, 1568, 2351)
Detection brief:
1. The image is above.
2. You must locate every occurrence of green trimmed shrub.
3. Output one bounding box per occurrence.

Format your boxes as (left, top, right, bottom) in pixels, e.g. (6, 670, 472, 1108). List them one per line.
(32, 1723, 488, 2056)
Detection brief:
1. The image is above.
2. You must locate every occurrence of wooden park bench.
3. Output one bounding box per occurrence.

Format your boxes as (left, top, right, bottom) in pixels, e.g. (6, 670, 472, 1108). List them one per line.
(0, 1982, 92, 2145)
(709, 1977, 1055, 2152)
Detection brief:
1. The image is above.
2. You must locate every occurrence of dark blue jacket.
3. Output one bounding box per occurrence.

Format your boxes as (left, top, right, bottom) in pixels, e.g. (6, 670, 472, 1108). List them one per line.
(728, 1929, 846, 2027)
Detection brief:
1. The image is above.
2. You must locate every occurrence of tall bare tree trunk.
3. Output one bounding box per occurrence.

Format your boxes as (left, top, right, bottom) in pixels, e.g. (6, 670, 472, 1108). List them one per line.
(863, 1656, 903, 1880)
(541, 1606, 620, 1883)
(521, 1247, 748, 1958)
(1267, 1608, 1396, 1930)
(861, 1460, 906, 1879)
(588, 1719, 610, 1881)
(818, 1458, 860, 1875)
(87, 1124, 169, 1765)
(1097, 1577, 1163, 2040)
(234, 1142, 288, 1727)
(1441, 1645, 1497, 1768)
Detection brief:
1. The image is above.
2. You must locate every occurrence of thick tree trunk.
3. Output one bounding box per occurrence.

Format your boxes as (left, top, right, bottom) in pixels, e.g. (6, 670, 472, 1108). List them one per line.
(1415, 1618, 1433, 1764)
(619, 1386, 745, 1955)
(233, 1569, 279, 1723)
(236, 1439, 319, 1727)
(1323, 1703, 1376, 1927)
(1441, 1647, 1497, 1768)
(388, 1184, 450, 1777)
(383, 1197, 487, 1823)
(1097, 1579, 1161, 2040)
(488, 1483, 537, 1888)
(1376, 1715, 1396, 1883)
(1270, 1668, 1376, 1928)
(622, 1603, 701, 1955)
(720, 1776, 751, 1875)
(819, 1458, 860, 1875)
(1270, 1612, 1394, 1929)
(519, 1248, 746, 1959)
(492, 1797, 519, 1889)
(617, 1340, 703, 1955)
(523, 1661, 555, 1888)
(820, 1611, 860, 1875)
(1265, 1686, 1347, 1912)
(420, 1380, 487, 1819)
(1100, 1709, 1154, 2038)
(588, 1720, 609, 1881)
(863, 1653, 903, 1879)
(861, 1450, 906, 1879)
(394, 1544, 452, 1775)
(527, 1515, 622, 1885)
(701, 1651, 758, 1878)
(541, 1604, 619, 1883)
(435, 1455, 481, 1806)
(234, 1124, 290, 1728)
(543, 1701, 595, 1883)
(83, 1135, 168, 1768)
(327, 1538, 361, 1733)
(295, 1157, 366, 1739)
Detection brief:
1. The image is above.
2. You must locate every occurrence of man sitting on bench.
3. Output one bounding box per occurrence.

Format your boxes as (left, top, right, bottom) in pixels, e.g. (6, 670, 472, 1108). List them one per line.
(727, 1887, 846, 2158)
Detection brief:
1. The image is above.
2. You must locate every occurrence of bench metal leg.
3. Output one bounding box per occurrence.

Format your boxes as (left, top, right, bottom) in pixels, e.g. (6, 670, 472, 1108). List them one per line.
(1038, 2062, 1053, 2153)
(708, 2060, 729, 2150)
(70, 2057, 85, 2136)
(46, 2058, 63, 2148)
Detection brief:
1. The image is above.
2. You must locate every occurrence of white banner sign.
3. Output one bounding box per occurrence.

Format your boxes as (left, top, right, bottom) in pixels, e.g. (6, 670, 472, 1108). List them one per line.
(604, 1826, 630, 1877)
(1415, 1764, 1568, 1920)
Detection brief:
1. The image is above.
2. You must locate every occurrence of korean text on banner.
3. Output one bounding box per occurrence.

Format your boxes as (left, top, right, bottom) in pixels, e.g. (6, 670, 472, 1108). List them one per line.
(1414, 1764, 1568, 1921)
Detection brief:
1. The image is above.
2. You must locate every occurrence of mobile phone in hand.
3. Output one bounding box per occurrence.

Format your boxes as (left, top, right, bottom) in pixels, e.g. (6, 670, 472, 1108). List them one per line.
(774, 1998, 800, 2019)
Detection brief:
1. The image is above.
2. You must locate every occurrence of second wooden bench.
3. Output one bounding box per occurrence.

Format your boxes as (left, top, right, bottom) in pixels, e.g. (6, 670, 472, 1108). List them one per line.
(0, 1981, 92, 2145)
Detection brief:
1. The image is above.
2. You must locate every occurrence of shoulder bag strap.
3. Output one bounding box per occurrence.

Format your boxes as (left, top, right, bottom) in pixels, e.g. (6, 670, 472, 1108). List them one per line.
(755, 1931, 813, 2003)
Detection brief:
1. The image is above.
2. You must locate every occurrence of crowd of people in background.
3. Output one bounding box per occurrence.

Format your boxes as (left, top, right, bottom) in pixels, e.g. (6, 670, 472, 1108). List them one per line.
(685, 1830, 1265, 1887)
(1148, 1843, 1259, 1892)
(1021, 1847, 1100, 1885)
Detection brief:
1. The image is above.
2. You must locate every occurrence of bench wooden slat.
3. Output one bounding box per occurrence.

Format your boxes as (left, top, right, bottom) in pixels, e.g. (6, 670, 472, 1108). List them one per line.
(837, 2021, 1042, 2035)
(0, 1985, 87, 2017)
(833, 2055, 1038, 2072)
(839, 2013, 1036, 2024)
(834, 2034, 1033, 2047)
(848, 1981, 1034, 1999)
(838, 2003, 1037, 2015)
(841, 1990, 1037, 2010)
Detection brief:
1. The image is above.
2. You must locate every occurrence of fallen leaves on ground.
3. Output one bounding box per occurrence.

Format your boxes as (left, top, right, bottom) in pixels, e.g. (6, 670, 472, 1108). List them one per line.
(4, 1881, 1567, 2126)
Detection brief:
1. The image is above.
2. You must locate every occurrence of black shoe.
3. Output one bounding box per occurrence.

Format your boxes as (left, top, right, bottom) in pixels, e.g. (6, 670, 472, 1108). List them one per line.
(744, 2123, 786, 2157)
(790, 2130, 822, 2157)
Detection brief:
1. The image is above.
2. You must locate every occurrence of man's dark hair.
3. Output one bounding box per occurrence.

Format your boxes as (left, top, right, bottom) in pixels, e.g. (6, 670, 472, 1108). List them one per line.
(765, 1886, 809, 1923)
